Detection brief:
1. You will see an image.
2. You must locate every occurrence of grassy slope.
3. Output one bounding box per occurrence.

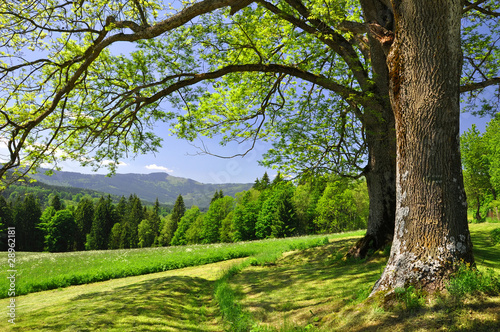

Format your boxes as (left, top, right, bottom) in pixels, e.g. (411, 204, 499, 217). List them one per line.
(232, 223, 500, 331)
(0, 234, 336, 298)
(0, 225, 498, 331)
(0, 259, 246, 331)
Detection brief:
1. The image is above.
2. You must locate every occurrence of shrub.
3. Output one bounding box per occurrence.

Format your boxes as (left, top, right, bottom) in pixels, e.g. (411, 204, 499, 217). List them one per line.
(393, 286, 425, 312)
(447, 263, 500, 298)
(491, 228, 500, 245)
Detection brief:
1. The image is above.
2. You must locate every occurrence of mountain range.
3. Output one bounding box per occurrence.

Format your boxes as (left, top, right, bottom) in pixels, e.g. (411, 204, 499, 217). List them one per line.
(30, 169, 253, 208)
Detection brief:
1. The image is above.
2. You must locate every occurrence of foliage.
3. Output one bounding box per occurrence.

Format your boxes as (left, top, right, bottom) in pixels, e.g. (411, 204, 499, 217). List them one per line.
(461, 125, 493, 221)
(256, 182, 297, 239)
(165, 194, 186, 244)
(43, 210, 77, 252)
(314, 178, 367, 233)
(171, 206, 202, 246)
(461, 115, 500, 221)
(13, 193, 43, 251)
(137, 219, 156, 248)
(391, 286, 425, 312)
(201, 195, 234, 243)
(108, 223, 123, 249)
(447, 263, 500, 298)
(492, 228, 500, 245)
(74, 197, 95, 250)
(86, 196, 115, 250)
(0, 172, 371, 252)
(157, 215, 176, 246)
(232, 190, 261, 242)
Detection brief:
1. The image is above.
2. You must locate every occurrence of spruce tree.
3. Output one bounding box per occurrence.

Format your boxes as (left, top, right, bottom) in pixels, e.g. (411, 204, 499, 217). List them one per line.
(74, 197, 94, 251)
(14, 194, 43, 251)
(86, 196, 115, 250)
(170, 195, 185, 238)
(50, 193, 63, 211)
(0, 196, 13, 250)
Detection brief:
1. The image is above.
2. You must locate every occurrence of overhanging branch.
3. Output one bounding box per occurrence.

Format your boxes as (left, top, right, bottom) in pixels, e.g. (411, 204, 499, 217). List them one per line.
(460, 77, 500, 92)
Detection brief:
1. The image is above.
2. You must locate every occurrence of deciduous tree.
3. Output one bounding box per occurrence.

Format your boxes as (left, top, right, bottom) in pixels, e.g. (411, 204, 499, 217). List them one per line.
(1, 0, 498, 292)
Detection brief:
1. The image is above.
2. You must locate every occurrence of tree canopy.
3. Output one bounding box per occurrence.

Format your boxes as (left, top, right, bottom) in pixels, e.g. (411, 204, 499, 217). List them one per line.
(0, 0, 497, 181)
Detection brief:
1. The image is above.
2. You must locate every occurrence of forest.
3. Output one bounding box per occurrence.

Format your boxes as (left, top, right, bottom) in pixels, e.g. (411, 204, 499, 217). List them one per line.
(0, 172, 368, 252)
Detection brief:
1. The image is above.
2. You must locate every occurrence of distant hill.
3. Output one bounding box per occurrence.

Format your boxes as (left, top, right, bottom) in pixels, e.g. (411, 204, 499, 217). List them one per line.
(30, 169, 253, 208)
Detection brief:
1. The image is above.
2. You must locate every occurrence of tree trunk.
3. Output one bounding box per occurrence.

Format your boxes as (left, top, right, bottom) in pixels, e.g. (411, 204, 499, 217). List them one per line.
(349, 0, 397, 259)
(475, 196, 482, 221)
(372, 0, 474, 294)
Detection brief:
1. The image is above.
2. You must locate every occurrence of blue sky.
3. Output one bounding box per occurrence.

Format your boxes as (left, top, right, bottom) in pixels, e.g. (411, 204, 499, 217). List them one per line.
(53, 111, 492, 184)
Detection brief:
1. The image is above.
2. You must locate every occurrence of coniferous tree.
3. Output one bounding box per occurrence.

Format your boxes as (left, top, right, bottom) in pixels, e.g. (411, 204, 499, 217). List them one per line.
(74, 197, 94, 251)
(14, 194, 43, 251)
(86, 196, 115, 250)
(125, 194, 144, 248)
(50, 193, 63, 211)
(148, 198, 162, 245)
(253, 172, 271, 191)
(0, 196, 13, 250)
(169, 194, 185, 239)
(115, 196, 128, 224)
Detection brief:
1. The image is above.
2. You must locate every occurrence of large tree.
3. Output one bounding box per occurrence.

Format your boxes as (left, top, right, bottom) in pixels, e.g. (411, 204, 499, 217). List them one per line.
(372, 0, 476, 293)
(0, 0, 498, 291)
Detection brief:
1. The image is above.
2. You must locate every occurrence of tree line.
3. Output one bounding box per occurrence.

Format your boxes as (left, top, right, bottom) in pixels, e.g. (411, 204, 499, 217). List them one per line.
(0, 173, 368, 252)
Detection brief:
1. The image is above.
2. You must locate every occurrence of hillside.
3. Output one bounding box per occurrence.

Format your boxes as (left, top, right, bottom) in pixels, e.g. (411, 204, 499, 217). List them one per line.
(30, 169, 252, 207)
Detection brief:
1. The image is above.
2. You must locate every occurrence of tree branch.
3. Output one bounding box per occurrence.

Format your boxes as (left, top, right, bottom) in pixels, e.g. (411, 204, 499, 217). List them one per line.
(140, 64, 367, 110)
(463, 0, 500, 16)
(0, 0, 256, 180)
(460, 77, 500, 92)
(257, 0, 372, 91)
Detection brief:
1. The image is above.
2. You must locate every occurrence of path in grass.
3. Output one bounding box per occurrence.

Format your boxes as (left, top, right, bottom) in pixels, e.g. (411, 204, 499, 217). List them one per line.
(0, 233, 340, 298)
(0, 258, 246, 331)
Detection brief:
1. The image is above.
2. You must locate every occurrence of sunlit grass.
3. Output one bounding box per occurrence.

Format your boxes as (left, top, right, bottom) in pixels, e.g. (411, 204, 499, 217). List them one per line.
(0, 226, 497, 331)
(0, 232, 362, 298)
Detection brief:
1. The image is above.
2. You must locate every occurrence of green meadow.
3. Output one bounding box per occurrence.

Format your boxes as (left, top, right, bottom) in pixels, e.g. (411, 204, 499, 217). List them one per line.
(1, 225, 499, 331)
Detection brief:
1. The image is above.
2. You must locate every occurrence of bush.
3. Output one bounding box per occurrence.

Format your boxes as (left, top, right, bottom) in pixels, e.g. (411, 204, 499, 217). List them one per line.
(393, 286, 425, 312)
(447, 264, 500, 298)
(491, 228, 500, 245)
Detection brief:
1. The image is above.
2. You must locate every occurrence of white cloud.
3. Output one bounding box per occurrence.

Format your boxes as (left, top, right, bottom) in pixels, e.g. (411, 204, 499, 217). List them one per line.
(101, 160, 128, 167)
(145, 164, 173, 173)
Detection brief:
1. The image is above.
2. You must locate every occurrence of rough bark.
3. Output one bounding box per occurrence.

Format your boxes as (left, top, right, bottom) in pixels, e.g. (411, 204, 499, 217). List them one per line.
(372, 0, 474, 294)
(348, 0, 397, 259)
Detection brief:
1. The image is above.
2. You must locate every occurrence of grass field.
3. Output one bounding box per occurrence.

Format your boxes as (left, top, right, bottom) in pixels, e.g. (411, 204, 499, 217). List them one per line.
(0, 225, 499, 331)
(0, 232, 346, 298)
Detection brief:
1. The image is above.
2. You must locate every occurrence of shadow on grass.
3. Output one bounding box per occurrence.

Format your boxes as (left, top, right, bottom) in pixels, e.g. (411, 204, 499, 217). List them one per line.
(13, 275, 222, 332)
(230, 238, 386, 325)
(340, 296, 500, 332)
(470, 224, 500, 271)
(233, 235, 500, 331)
